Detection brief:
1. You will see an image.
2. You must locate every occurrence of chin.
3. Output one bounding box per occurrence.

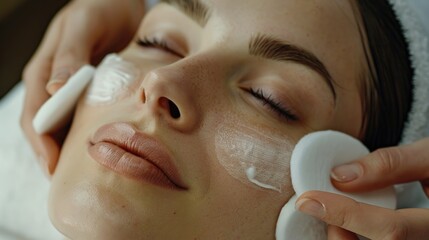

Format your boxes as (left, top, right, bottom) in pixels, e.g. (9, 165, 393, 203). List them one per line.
(46, 123, 184, 240)
(47, 172, 148, 240)
(46, 135, 147, 239)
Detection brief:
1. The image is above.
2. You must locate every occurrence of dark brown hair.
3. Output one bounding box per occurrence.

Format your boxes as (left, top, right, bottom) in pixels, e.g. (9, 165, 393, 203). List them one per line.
(356, 0, 413, 151)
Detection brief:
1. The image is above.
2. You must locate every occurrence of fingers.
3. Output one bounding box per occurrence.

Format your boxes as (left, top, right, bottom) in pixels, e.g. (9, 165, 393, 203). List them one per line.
(21, 5, 83, 175)
(297, 191, 429, 240)
(21, 0, 144, 177)
(21, 12, 66, 176)
(330, 138, 429, 193)
(23, 3, 101, 170)
(327, 225, 358, 240)
(21, 56, 60, 176)
(48, 6, 98, 94)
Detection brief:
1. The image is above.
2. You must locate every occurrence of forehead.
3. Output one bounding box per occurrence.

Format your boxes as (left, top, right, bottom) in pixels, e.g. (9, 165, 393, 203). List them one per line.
(209, 0, 359, 40)
(205, 0, 364, 89)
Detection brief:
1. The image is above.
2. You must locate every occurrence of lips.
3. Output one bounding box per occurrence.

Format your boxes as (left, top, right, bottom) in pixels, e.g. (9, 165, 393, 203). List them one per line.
(88, 122, 187, 190)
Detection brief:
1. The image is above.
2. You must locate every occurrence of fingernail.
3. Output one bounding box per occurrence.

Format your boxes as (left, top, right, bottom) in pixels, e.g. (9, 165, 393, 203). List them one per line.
(331, 163, 362, 183)
(47, 69, 72, 92)
(296, 198, 326, 219)
(49, 69, 71, 84)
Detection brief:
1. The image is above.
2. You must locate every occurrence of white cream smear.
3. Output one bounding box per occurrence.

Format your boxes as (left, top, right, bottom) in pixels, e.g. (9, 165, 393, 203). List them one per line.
(215, 123, 294, 193)
(85, 54, 139, 106)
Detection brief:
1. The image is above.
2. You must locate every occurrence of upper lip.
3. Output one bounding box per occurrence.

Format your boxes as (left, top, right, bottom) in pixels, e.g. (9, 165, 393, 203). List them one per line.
(89, 122, 187, 189)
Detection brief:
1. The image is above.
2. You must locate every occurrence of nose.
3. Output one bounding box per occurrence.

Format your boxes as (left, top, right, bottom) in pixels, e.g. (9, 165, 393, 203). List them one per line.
(139, 70, 201, 133)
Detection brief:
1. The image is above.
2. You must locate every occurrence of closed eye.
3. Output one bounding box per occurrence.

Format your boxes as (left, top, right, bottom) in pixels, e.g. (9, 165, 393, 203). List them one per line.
(137, 37, 184, 58)
(248, 88, 298, 122)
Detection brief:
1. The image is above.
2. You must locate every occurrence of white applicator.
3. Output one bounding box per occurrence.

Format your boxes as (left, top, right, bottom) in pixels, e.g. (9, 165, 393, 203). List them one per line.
(33, 65, 95, 134)
(276, 131, 397, 240)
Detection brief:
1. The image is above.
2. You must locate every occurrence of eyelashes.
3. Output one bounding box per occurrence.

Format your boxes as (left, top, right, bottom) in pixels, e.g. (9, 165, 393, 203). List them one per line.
(137, 36, 168, 49)
(248, 88, 298, 122)
(137, 36, 298, 123)
(137, 37, 183, 57)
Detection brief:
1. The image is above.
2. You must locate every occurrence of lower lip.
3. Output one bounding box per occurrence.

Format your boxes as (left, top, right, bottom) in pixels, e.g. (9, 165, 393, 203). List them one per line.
(88, 142, 179, 190)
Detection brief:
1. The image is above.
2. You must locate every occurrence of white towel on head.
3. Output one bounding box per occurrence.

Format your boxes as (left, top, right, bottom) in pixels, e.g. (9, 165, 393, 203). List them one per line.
(387, 0, 429, 212)
(389, 0, 429, 145)
(409, 0, 429, 34)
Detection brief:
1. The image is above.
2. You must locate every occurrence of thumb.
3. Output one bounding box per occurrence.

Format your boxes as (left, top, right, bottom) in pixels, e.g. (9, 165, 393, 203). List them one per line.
(297, 191, 429, 240)
(330, 138, 429, 193)
(327, 225, 358, 240)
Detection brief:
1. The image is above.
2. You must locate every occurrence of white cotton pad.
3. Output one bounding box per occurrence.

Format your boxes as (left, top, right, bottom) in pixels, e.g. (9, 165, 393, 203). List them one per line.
(291, 131, 397, 206)
(33, 65, 95, 134)
(276, 195, 327, 239)
(276, 130, 397, 240)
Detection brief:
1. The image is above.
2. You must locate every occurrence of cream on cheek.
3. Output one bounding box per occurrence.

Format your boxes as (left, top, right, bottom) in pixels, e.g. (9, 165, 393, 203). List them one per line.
(215, 121, 294, 193)
(85, 54, 139, 106)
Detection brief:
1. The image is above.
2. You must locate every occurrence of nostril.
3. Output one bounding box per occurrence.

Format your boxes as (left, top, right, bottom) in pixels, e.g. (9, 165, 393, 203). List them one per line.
(168, 100, 181, 119)
(158, 97, 181, 119)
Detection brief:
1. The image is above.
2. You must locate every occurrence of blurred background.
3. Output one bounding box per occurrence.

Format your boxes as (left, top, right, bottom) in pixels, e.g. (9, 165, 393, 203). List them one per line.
(0, 0, 69, 100)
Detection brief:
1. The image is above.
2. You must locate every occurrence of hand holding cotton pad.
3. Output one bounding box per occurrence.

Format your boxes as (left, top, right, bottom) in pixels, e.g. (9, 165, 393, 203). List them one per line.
(276, 131, 397, 240)
(33, 65, 95, 134)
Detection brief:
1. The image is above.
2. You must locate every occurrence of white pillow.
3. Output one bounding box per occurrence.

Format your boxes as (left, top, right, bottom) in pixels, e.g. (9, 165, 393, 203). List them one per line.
(0, 83, 63, 240)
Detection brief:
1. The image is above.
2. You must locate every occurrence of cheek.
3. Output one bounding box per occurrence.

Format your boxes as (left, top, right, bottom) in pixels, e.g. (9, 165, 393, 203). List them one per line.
(214, 119, 294, 194)
(329, 91, 363, 138)
(84, 54, 141, 106)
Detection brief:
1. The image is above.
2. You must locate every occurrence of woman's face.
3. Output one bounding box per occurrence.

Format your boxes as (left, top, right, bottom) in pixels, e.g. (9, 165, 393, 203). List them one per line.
(49, 0, 366, 239)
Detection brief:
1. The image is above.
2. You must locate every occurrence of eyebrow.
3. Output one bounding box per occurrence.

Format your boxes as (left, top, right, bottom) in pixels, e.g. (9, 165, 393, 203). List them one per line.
(249, 34, 337, 100)
(160, 1, 336, 100)
(160, 0, 211, 27)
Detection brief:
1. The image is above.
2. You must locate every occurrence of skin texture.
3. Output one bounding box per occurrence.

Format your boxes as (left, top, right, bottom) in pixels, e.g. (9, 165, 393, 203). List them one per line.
(48, 1, 368, 239)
